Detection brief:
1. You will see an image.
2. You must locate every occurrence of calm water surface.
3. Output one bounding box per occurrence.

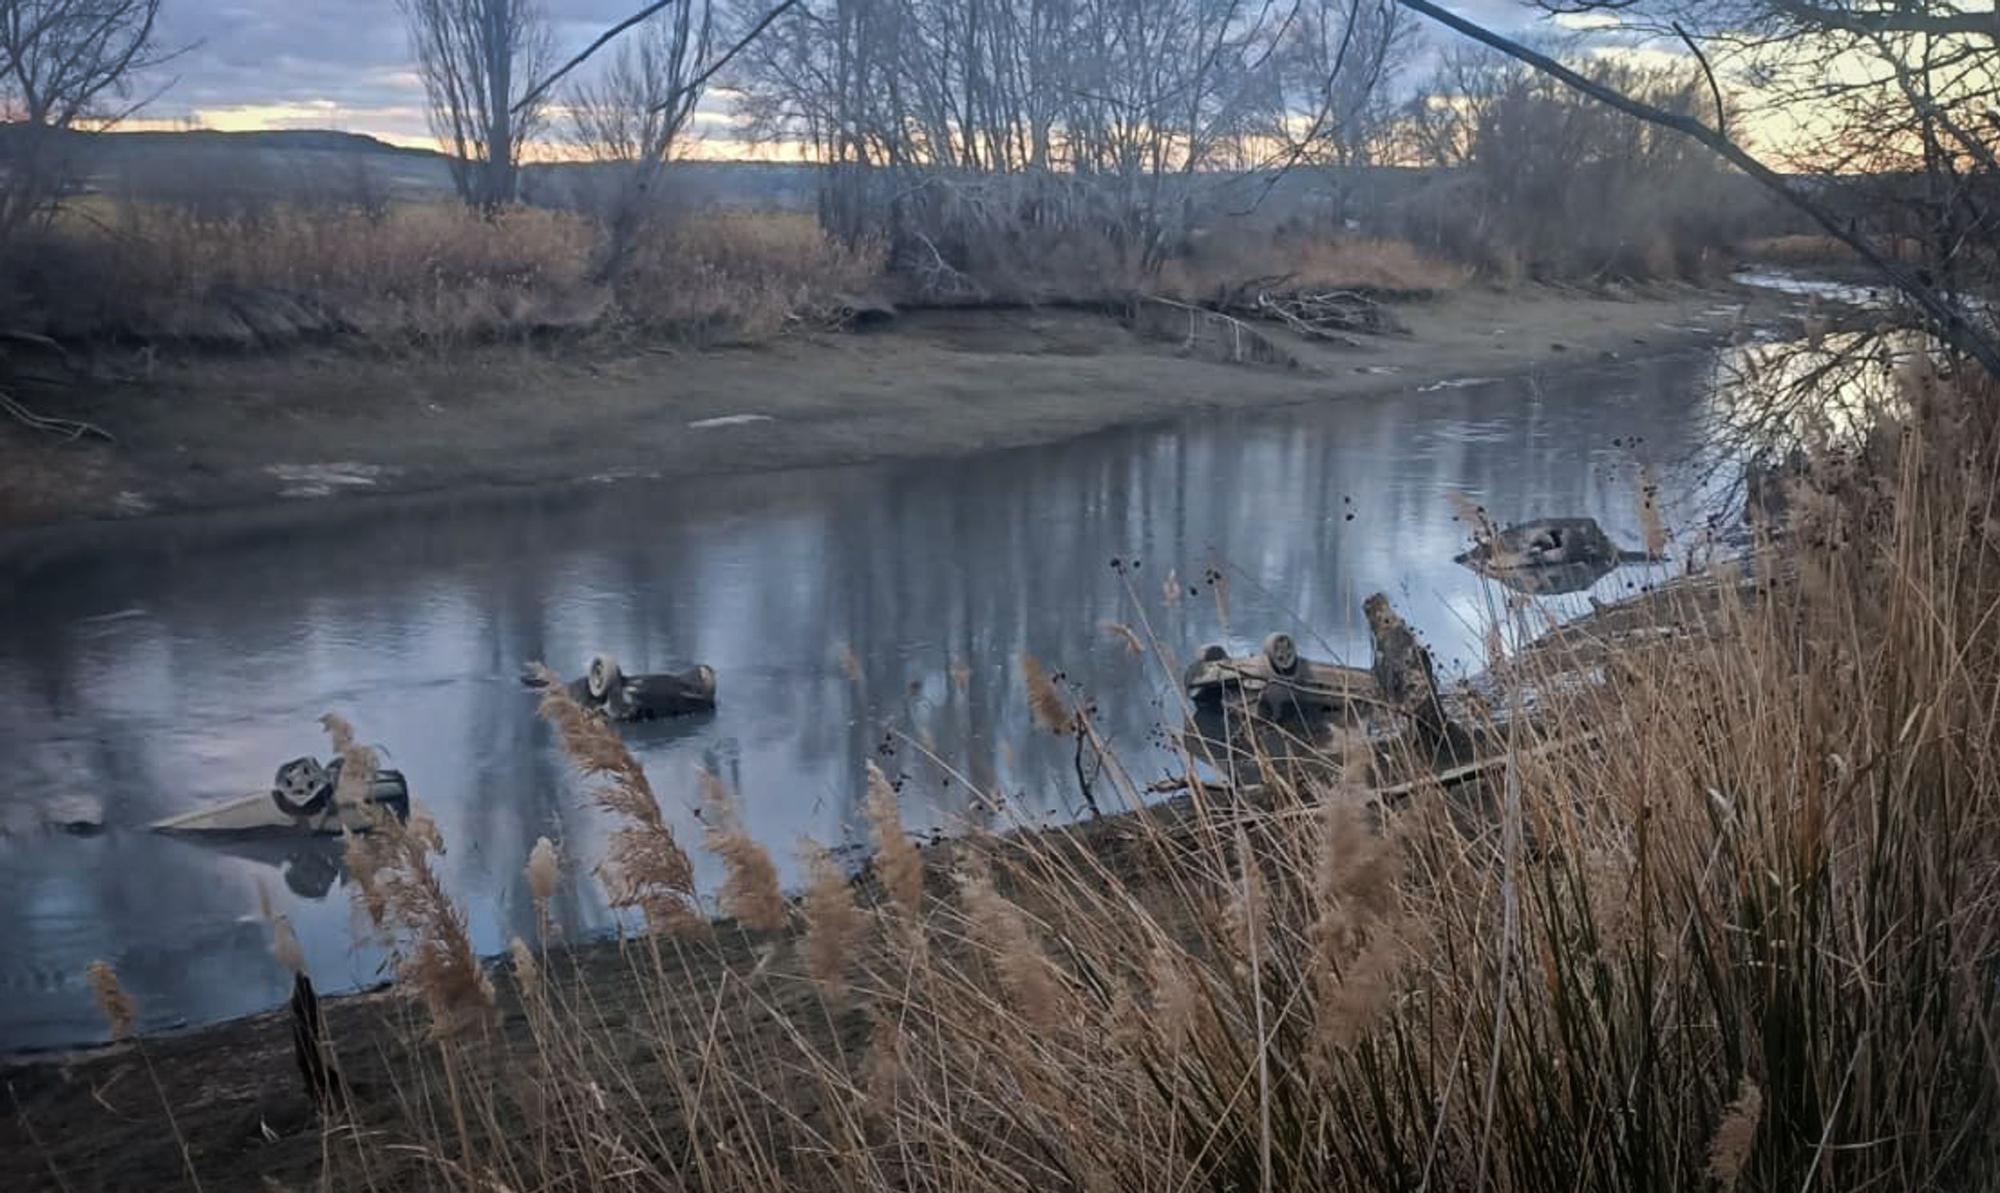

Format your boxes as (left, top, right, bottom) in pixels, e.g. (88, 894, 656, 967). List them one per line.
(0, 349, 1734, 1049)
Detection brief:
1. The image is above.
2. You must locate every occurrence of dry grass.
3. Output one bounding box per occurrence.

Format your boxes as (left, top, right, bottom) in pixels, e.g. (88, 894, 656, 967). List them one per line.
(1736, 234, 1933, 270)
(864, 760, 925, 917)
(1738, 234, 1865, 268)
(28, 327, 2000, 1193)
(617, 210, 883, 340)
(699, 768, 787, 932)
(330, 712, 497, 1040)
(3, 201, 881, 347)
(364, 354, 1987, 1192)
(1, 187, 1482, 355)
(1158, 228, 1470, 300)
(84, 961, 135, 1041)
(531, 663, 699, 934)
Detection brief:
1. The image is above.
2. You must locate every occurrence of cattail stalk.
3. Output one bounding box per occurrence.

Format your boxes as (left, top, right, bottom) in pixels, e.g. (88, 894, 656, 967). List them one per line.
(865, 761, 924, 916)
(331, 715, 495, 1038)
(86, 960, 136, 1040)
(699, 769, 786, 932)
(531, 665, 698, 933)
(802, 842, 865, 1002)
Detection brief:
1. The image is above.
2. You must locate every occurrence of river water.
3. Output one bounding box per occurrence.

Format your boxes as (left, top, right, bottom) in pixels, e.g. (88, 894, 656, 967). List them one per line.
(0, 347, 1738, 1050)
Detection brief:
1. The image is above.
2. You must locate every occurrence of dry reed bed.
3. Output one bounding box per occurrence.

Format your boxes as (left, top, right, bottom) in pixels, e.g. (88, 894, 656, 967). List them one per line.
(9, 205, 883, 347)
(20, 362, 2000, 1192)
(3, 198, 1485, 353)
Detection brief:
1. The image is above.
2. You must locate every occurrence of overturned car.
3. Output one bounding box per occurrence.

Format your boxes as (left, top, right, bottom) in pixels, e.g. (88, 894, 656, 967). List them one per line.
(1454, 516, 1657, 595)
(532, 653, 718, 722)
(152, 755, 412, 837)
(1183, 632, 1381, 722)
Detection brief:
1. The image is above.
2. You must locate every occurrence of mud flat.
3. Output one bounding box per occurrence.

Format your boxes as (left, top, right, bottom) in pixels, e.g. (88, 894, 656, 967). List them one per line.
(1, 282, 1780, 534)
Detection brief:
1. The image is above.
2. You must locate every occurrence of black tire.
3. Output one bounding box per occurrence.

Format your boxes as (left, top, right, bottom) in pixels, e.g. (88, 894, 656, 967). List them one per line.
(271, 757, 334, 818)
(587, 654, 623, 703)
(1262, 632, 1300, 676)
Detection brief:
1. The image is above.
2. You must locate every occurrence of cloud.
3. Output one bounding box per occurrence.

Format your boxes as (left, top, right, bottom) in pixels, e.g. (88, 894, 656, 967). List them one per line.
(134, 0, 1570, 150)
(144, 1, 683, 143)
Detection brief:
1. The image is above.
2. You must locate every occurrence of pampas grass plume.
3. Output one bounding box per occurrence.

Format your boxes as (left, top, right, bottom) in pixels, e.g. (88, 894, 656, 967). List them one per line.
(86, 960, 136, 1040)
(865, 761, 924, 915)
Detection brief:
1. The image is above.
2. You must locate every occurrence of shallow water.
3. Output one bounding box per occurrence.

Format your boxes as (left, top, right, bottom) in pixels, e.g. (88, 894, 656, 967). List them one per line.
(0, 349, 1735, 1050)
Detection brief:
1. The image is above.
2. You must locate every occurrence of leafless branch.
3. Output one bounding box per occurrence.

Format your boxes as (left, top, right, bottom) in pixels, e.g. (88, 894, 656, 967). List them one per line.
(1672, 21, 1727, 139)
(647, 0, 799, 114)
(1396, 0, 2000, 379)
(513, 0, 680, 116)
(0, 389, 113, 443)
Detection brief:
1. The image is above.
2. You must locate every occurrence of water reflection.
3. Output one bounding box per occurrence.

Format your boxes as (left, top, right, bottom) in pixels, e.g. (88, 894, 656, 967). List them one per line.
(0, 349, 1729, 1049)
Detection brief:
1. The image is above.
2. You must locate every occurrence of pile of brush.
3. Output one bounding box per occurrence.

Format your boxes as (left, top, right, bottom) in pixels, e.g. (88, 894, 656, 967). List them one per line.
(1183, 275, 1408, 347)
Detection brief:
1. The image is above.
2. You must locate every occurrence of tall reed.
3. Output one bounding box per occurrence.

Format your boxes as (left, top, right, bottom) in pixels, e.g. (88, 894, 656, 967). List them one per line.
(109, 364, 1994, 1193)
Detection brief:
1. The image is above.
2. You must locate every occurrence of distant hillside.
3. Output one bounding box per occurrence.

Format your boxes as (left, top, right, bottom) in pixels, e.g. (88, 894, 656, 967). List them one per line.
(0, 124, 436, 157)
(6, 126, 1541, 223)
(92, 128, 442, 158)
(1, 124, 819, 210)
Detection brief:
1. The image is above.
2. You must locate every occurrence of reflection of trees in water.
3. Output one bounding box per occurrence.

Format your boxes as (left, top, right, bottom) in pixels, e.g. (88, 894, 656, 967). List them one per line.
(0, 349, 1726, 1043)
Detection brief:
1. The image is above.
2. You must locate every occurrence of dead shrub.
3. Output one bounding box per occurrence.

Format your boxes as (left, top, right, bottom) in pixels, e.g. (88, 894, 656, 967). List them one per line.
(8, 200, 881, 347)
(1157, 226, 1468, 301)
(615, 210, 884, 339)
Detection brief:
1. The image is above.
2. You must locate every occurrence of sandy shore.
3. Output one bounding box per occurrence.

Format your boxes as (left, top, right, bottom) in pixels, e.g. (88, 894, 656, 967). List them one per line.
(0, 281, 1782, 541)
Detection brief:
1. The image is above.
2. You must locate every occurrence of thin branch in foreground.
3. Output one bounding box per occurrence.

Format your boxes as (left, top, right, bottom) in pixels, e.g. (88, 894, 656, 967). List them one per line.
(1672, 21, 1728, 141)
(512, 0, 683, 116)
(647, 0, 801, 115)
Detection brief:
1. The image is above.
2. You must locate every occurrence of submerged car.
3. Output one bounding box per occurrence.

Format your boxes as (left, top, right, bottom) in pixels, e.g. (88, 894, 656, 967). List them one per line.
(533, 653, 717, 721)
(1454, 516, 1656, 595)
(1183, 632, 1381, 721)
(152, 755, 412, 837)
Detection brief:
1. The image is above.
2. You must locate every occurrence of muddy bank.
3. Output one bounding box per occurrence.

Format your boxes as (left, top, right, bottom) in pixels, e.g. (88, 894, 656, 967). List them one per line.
(0, 282, 1779, 538)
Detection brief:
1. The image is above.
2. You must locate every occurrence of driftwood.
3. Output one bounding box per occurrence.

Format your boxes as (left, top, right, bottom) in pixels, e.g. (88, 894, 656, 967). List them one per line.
(0, 388, 113, 442)
(1253, 288, 1403, 340)
(1, 330, 112, 443)
(1138, 282, 1402, 359)
(1134, 296, 1300, 367)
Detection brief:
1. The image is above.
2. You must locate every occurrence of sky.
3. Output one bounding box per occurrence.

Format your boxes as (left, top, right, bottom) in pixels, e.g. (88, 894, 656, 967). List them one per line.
(135, 0, 1547, 154)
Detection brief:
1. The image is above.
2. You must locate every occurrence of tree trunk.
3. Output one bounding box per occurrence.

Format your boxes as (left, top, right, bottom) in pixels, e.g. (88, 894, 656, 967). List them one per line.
(483, 0, 516, 211)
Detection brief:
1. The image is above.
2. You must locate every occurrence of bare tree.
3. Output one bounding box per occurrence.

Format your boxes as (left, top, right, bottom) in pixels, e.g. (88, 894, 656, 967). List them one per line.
(400, 0, 554, 211)
(566, 0, 717, 279)
(731, 0, 1320, 281)
(1392, 0, 2000, 375)
(0, 0, 170, 238)
(1263, 0, 1423, 223)
(1395, 43, 1517, 169)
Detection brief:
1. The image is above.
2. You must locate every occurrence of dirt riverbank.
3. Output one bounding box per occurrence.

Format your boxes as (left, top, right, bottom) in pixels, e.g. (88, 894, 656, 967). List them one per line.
(0, 281, 1786, 539)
